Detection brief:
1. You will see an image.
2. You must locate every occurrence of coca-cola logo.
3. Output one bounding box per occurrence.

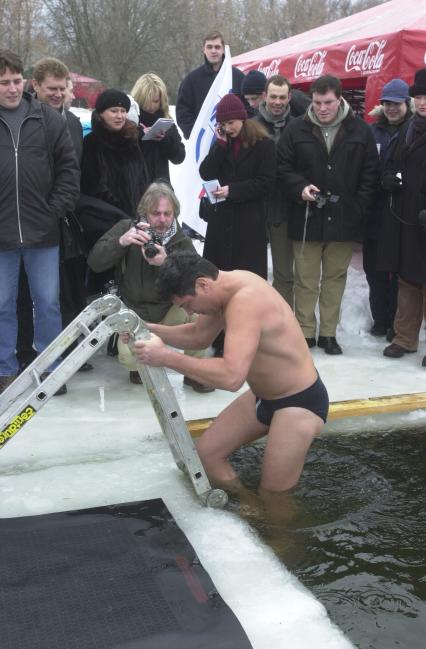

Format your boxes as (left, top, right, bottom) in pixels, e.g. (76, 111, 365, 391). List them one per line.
(258, 59, 281, 78)
(294, 51, 327, 79)
(345, 40, 387, 73)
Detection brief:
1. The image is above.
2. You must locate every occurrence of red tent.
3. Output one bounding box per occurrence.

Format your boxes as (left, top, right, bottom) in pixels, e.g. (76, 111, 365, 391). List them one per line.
(232, 0, 426, 119)
(69, 72, 105, 108)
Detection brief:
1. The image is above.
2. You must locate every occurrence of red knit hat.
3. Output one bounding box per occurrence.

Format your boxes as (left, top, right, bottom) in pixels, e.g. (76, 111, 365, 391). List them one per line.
(216, 94, 248, 122)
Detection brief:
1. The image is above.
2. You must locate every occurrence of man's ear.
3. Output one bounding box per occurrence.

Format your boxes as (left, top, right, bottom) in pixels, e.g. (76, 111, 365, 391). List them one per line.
(195, 277, 209, 292)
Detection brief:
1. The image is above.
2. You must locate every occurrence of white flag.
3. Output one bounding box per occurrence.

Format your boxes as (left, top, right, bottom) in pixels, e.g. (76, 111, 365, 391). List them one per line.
(172, 46, 233, 236)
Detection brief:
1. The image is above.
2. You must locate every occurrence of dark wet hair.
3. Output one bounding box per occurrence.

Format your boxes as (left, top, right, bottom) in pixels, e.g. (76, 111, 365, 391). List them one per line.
(310, 75, 342, 98)
(155, 251, 219, 301)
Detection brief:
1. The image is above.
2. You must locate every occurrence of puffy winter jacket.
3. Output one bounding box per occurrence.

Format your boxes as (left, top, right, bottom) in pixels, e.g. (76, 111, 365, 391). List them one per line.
(0, 92, 80, 250)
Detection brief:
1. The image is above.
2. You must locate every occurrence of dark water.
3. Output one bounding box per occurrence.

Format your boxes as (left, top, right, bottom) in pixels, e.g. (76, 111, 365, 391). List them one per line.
(230, 429, 426, 649)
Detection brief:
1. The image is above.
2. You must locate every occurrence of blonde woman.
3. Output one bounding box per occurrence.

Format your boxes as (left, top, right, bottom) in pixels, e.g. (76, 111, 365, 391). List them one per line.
(131, 72, 185, 181)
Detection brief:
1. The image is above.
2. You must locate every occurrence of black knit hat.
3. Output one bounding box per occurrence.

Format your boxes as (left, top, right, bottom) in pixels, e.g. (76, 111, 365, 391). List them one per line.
(216, 94, 248, 122)
(241, 70, 267, 95)
(95, 89, 131, 113)
(409, 68, 426, 97)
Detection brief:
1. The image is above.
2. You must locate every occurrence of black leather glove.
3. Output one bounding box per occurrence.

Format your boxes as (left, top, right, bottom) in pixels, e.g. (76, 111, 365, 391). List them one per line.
(382, 173, 404, 193)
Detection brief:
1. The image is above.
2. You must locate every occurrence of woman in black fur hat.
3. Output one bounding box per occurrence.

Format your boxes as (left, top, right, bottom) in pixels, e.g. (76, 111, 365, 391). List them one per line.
(80, 89, 151, 293)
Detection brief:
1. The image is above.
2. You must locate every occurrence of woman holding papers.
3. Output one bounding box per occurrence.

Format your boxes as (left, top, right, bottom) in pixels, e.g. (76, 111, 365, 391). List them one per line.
(131, 73, 185, 182)
(199, 93, 276, 281)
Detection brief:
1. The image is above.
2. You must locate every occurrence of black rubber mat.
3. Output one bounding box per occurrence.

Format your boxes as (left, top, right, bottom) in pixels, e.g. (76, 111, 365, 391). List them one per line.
(0, 498, 252, 649)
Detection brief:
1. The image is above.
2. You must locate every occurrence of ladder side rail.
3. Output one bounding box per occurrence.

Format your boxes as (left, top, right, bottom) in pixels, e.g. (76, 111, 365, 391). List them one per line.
(0, 312, 126, 450)
(0, 295, 123, 408)
(129, 319, 213, 499)
(138, 363, 212, 497)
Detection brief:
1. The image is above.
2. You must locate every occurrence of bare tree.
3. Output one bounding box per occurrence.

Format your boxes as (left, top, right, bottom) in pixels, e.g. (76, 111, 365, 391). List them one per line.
(0, 0, 46, 67)
(43, 0, 170, 89)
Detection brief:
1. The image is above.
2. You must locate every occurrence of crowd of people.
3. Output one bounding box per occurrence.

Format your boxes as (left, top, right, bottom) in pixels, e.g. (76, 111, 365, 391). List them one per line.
(1, 30, 425, 492)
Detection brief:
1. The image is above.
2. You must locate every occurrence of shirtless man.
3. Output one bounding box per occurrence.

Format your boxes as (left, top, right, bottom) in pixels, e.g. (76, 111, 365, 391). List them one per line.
(133, 251, 329, 493)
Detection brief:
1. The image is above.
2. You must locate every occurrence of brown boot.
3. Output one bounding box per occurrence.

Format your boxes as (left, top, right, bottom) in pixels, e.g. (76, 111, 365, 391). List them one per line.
(0, 375, 16, 394)
(129, 371, 143, 385)
(183, 376, 215, 393)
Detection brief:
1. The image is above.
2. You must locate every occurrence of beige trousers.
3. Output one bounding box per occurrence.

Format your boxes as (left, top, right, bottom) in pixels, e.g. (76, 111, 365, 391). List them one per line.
(118, 304, 208, 371)
(292, 240, 353, 338)
(392, 276, 426, 351)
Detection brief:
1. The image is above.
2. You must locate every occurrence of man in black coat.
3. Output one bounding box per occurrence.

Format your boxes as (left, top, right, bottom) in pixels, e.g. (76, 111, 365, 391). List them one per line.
(16, 57, 90, 380)
(279, 75, 379, 355)
(380, 68, 426, 368)
(255, 75, 294, 306)
(0, 50, 80, 394)
(176, 30, 245, 139)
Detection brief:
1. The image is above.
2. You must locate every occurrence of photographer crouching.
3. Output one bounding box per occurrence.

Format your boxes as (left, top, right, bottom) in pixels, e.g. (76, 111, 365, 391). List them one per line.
(87, 182, 215, 392)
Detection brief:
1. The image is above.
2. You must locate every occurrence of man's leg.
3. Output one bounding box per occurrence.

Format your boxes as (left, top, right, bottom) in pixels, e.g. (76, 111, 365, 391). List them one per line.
(267, 221, 294, 308)
(196, 390, 268, 485)
(392, 276, 423, 350)
(16, 262, 37, 369)
(318, 241, 353, 336)
(23, 246, 62, 367)
(260, 407, 324, 492)
(292, 241, 323, 338)
(161, 304, 208, 359)
(0, 249, 21, 376)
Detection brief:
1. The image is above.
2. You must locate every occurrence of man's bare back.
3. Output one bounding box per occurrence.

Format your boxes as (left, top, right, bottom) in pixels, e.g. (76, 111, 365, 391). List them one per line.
(220, 270, 318, 400)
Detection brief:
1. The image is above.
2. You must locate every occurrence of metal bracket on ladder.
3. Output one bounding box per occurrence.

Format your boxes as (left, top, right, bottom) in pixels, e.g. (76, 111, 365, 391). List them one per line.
(0, 296, 228, 508)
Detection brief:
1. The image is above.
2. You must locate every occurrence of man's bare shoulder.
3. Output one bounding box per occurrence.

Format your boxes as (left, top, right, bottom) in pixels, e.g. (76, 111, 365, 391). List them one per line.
(225, 271, 284, 311)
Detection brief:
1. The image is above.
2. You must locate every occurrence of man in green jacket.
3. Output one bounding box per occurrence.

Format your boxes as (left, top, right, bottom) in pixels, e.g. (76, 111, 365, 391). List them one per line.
(88, 182, 214, 392)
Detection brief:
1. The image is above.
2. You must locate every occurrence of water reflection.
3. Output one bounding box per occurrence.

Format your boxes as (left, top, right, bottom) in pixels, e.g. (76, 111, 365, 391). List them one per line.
(229, 429, 426, 649)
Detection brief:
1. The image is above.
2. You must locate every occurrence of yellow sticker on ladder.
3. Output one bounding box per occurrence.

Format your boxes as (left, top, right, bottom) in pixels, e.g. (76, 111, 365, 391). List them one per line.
(0, 406, 36, 447)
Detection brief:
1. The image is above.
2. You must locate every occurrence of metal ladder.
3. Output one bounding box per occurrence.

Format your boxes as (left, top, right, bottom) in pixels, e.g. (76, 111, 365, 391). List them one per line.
(0, 295, 228, 508)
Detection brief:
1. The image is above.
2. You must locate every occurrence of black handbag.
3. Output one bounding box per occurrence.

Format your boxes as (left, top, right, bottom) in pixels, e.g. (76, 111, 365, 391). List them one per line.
(59, 212, 88, 260)
(199, 196, 213, 223)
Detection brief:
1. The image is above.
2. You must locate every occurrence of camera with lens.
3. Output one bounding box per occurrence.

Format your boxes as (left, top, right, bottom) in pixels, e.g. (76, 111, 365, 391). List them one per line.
(143, 231, 163, 258)
(312, 191, 340, 209)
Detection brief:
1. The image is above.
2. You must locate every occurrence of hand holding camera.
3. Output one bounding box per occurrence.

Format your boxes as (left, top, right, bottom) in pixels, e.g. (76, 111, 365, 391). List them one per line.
(382, 171, 404, 193)
(301, 184, 320, 201)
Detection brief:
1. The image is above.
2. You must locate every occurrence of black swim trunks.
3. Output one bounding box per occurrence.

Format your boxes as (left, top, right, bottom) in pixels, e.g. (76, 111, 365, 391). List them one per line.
(255, 374, 329, 425)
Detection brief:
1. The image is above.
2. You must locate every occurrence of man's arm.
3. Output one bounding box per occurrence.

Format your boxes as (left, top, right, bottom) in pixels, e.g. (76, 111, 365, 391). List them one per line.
(356, 124, 380, 213)
(45, 108, 80, 217)
(277, 122, 312, 202)
(147, 312, 223, 350)
(175, 76, 196, 139)
(135, 294, 262, 392)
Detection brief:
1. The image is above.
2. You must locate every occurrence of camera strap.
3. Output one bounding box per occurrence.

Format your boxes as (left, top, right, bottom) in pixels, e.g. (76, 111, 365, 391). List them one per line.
(301, 202, 310, 256)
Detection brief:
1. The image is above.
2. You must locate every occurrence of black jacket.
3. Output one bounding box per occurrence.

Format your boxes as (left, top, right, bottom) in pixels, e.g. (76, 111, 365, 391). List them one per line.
(278, 111, 379, 242)
(255, 108, 292, 224)
(87, 219, 195, 322)
(80, 118, 150, 220)
(176, 57, 245, 139)
(199, 136, 276, 278)
(139, 109, 185, 183)
(0, 93, 80, 250)
(365, 112, 412, 239)
(377, 121, 426, 284)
